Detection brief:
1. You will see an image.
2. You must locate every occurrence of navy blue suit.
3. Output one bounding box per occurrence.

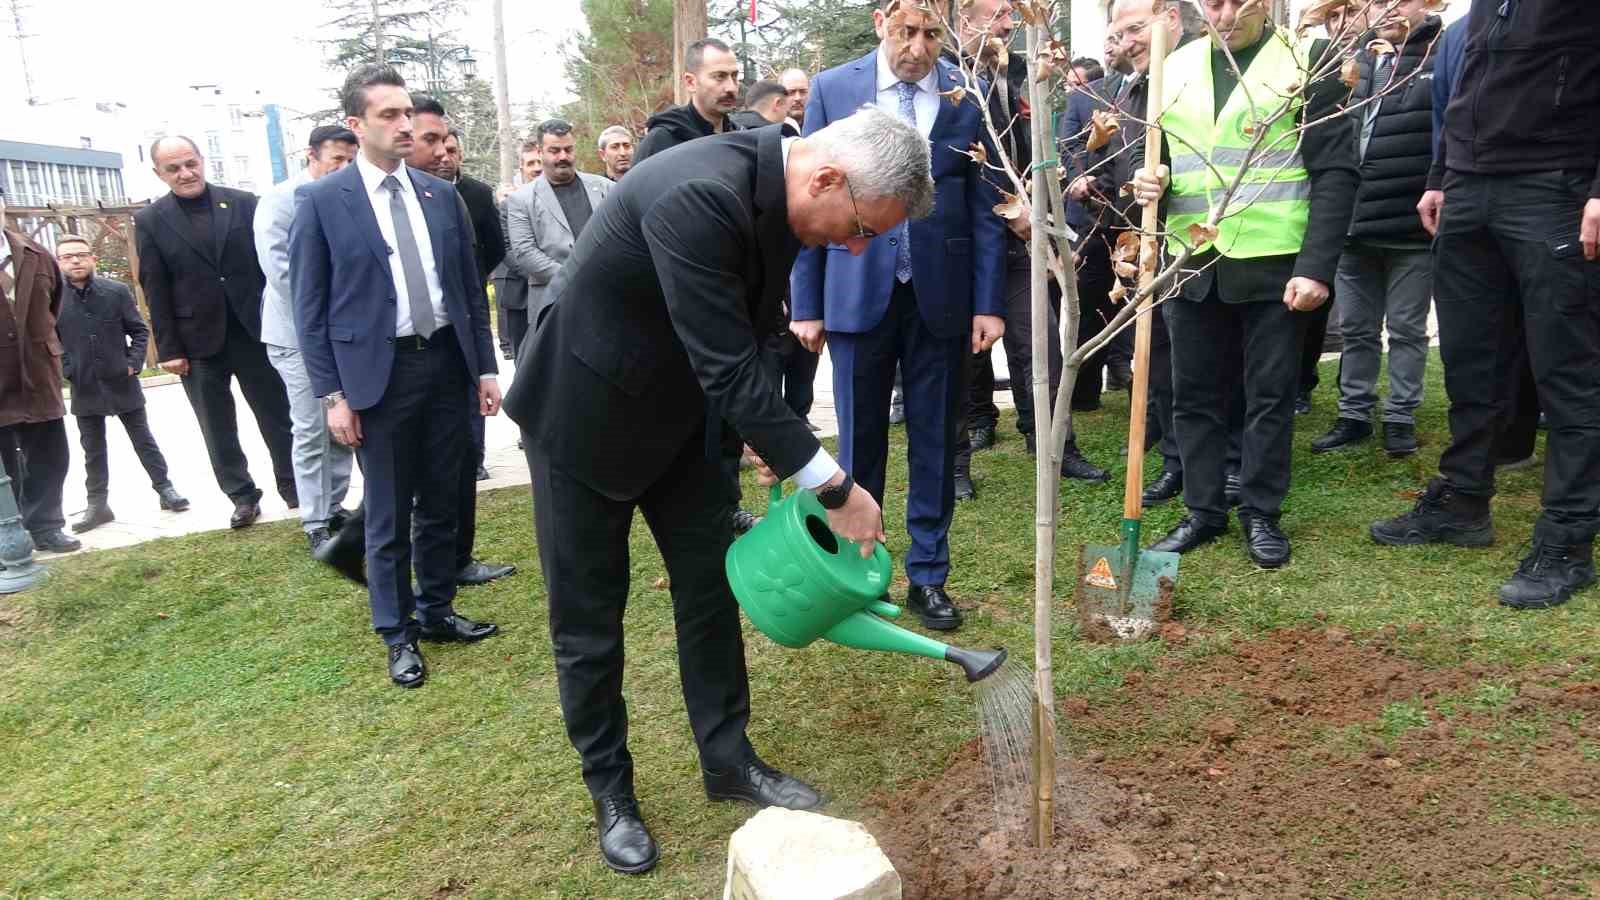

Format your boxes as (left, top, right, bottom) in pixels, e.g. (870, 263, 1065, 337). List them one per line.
(291, 162, 497, 645)
(790, 50, 1005, 588)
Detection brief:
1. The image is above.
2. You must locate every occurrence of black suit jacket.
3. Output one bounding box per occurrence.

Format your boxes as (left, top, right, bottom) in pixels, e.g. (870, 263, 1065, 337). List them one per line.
(504, 127, 820, 501)
(455, 174, 505, 282)
(134, 185, 266, 360)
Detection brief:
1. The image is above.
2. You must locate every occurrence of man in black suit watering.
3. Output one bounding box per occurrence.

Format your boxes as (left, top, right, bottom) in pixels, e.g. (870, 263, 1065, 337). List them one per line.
(505, 105, 932, 875)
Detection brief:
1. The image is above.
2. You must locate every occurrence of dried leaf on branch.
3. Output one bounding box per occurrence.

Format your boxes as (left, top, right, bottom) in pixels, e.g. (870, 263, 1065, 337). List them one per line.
(1340, 57, 1361, 88)
(986, 36, 1009, 68)
(993, 191, 1028, 220)
(1015, 0, 1049, 27)
(1108, 279, 1128, 303)
(1113, 230, 1140, 264)
(1113, 258, 1139, 280)
(1299, 0, 1350, 26)
(1086, 109, 1120, 152)
(1187, 222, 1220, 245)
(1366, 38, 1397, 56)
(939, 86, 967, 106)
(962, 142, 988, 165)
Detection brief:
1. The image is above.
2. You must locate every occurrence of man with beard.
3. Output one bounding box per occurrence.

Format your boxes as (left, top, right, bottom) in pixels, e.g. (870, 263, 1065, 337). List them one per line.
(634, 38, 742, 163)
(505, 119, 613, 324)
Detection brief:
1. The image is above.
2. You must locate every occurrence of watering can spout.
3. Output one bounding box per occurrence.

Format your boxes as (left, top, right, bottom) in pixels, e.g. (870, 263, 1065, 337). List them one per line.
(944, 645, 1008, 683)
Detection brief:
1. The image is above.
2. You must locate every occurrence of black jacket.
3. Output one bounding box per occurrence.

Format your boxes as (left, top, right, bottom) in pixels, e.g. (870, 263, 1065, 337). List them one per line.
(133, 184, 265, 361)
(504, 127, 818, 501)
(1347, 16, 1441, 247)
(55, 276, 149, 417)
(455, 174, 505, 282)
(1165, 34, 1359, 303)
(634, 103, 740, 164)
(1430, 0, 1600, 196)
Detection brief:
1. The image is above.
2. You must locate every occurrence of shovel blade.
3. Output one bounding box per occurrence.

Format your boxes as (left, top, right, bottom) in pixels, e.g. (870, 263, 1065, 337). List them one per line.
(1074, 543, 1180, 641)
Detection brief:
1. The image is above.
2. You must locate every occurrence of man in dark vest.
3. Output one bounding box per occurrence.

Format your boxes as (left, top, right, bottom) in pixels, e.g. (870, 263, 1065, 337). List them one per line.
(1311, 0, 1439, 458)
(54, 235, 188, 533)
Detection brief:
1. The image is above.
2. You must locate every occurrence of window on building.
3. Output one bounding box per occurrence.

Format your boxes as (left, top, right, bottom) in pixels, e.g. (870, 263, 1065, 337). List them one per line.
(206, 131, 223, 158)
(208, 158, 226, 183)
(229, 105, 243, 130)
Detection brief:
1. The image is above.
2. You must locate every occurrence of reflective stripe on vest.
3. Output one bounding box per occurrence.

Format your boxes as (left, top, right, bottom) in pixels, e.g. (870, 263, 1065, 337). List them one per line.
(1159, 32, 1312, 259)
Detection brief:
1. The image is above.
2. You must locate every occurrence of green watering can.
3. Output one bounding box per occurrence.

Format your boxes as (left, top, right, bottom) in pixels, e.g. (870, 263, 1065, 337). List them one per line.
(726, 483, 1007, 683)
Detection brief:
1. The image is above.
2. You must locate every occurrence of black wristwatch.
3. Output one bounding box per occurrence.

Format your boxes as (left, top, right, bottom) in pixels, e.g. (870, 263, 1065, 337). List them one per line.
(814, 473, 854, 510)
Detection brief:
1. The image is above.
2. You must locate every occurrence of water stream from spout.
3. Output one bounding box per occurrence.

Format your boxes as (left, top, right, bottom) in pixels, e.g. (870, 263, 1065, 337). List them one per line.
(973, 657, 1051, 834)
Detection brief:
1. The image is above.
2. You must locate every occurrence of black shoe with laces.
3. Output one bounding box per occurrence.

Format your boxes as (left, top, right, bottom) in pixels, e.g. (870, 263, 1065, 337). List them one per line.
(1498, 538, 1595, 610)
(1241, 513, 1291, 569)
(704, 757, 823, 810)
(954, 471, 976, 502)
(969, 424, 996, 451)
(593, 795, 659, 874)
(1141, 470, 1183, 507)
(1311, 417, 1372, 453)
(1061, 448, 1109, 483)
(1382, 422, 1419, 457)
(1370, 478, 1494, 547)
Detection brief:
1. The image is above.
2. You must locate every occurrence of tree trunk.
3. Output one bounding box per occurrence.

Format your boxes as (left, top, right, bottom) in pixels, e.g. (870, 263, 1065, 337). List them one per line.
(491, 0, 516, 189)
(673, 0, 708, 105)
(370, 0, 385, 61)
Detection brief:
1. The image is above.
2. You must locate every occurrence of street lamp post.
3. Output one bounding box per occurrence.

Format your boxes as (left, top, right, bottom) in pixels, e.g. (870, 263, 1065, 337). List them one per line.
(392, 34, 477, 95)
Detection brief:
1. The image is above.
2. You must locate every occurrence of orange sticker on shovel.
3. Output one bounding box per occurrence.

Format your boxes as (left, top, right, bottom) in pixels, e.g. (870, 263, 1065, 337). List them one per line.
(1086, 557, 1117, 589)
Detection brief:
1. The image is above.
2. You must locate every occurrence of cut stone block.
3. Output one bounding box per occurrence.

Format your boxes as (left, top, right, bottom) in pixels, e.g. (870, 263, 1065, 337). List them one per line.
(723, 807, 901, 900)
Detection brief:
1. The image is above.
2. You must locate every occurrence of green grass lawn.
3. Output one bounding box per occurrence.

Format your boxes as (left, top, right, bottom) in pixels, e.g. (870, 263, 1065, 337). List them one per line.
(3, 352, 1596, 899)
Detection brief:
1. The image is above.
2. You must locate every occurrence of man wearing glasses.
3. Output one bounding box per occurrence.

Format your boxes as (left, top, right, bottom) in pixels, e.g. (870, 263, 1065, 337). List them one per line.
(790, 0, 1007, 633)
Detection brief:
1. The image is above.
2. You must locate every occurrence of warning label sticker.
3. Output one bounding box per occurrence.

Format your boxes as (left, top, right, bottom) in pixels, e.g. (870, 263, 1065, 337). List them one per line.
(1086, 557, 1117, 589)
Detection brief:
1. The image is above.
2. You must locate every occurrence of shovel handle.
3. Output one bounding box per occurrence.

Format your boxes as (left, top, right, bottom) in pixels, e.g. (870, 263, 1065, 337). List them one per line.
(1122, 22, 1169, 523)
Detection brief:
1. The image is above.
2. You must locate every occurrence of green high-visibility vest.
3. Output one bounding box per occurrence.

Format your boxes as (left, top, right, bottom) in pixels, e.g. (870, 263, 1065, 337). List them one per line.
(1159, 31, 1312, 258)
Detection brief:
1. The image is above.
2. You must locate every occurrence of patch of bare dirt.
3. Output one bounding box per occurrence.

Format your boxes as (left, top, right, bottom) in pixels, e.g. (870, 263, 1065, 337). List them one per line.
(868, 628, 1600, 898)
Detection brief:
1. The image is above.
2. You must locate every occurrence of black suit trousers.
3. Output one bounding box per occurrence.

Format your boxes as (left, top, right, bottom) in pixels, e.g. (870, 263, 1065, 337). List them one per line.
(358, 332, 470, 645)
(1166, 292, 1304, 526)
(529, 433, 755, 801)
(180, 316, 295, 504)
(0, 418, 69, 536)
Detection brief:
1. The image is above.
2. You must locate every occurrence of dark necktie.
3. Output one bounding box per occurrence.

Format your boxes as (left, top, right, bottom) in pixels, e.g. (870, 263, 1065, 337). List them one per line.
(382, 175, 436, 339)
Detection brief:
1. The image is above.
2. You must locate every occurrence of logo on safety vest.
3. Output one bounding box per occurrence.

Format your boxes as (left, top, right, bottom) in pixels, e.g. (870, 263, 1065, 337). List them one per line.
(1086, 557, 1117, 589)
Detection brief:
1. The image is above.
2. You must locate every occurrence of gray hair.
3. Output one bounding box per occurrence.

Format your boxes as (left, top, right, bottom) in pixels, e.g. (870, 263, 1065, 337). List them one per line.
(596, 125, 633, 150)
(806, 105, 934, 220)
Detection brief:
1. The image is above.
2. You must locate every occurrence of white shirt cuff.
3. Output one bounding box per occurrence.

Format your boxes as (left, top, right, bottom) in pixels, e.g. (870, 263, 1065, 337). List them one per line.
(791, 448, 840, 491)
(479, 374, 497, 382)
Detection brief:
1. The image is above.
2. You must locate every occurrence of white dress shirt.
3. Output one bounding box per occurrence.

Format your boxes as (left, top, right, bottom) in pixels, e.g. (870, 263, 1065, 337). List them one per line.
(779, 136, 840, 491)
(875, 45, 940, 138)
(354, 152, 448, 338)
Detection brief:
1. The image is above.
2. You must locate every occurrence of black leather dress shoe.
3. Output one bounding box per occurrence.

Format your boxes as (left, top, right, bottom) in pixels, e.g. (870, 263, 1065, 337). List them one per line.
(418, 613, 499, 643)
(907, 584, 962, 631)
(704, 757, 822, 810)
(157, 485, 190, 512)
(1061, 449, 1110, 483)
(388, 641, 426, 688)
(1224, 471, 1242, 508)
(594, 795, 659, 875)
(1148, 516, 1227, 554)
(307, 527, 332, 553)
(457, 559, 515, 585)
(313, 520, 367, 585)
(32, 529, 82, 553)
(1242, 515, 1292, 569)
(230, 499, 261, 529)
(1141, 470, 1183, 507)
(475, 465, 490, 482)
(72, 503, 115, 534)
(1383, 422, 1418, 457)
(1310, 417, 1372, 453)
(969, 424, 996, 451)
(954, 471, 976, 502)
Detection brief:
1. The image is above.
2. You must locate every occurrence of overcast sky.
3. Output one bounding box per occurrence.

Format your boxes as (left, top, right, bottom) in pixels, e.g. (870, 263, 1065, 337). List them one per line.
(5, 0, 586, 120)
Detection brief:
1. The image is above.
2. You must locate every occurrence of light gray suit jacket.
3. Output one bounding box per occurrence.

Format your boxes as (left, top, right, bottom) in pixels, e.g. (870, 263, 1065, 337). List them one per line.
(253, 169, 312, 350)
(504, 171, 612, 317)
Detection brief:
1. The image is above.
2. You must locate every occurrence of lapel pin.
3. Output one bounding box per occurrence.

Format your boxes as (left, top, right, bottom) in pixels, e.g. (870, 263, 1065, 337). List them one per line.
(423, 190, 433, 199)
(218, 201, 229, 209)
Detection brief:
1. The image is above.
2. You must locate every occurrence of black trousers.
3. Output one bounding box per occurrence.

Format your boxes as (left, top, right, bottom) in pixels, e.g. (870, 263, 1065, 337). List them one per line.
(529, 434, 754, 800)
(0, 418, 69, 536)
(1434, 169, 1600, 542)
(1167, 291, 1305, 526)
(457, 395, 485, 570)
(77, 408, 173, 503)
(1071, 235, 1120, 410)
(500, 306, 529, 360)
(1496, 342, 1542, 463)
(1143, 300, 1243, 477)
(764, 330, 821, 420)
(965, 253, 1062, 439)
(1298, 299, 1333, 397)
(357, 330, 469, 645)
(180, 321, 295, 504)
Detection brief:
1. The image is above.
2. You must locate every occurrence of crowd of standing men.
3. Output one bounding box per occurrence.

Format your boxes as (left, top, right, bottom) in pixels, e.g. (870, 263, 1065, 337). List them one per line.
(0, 0, 1596, 878)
